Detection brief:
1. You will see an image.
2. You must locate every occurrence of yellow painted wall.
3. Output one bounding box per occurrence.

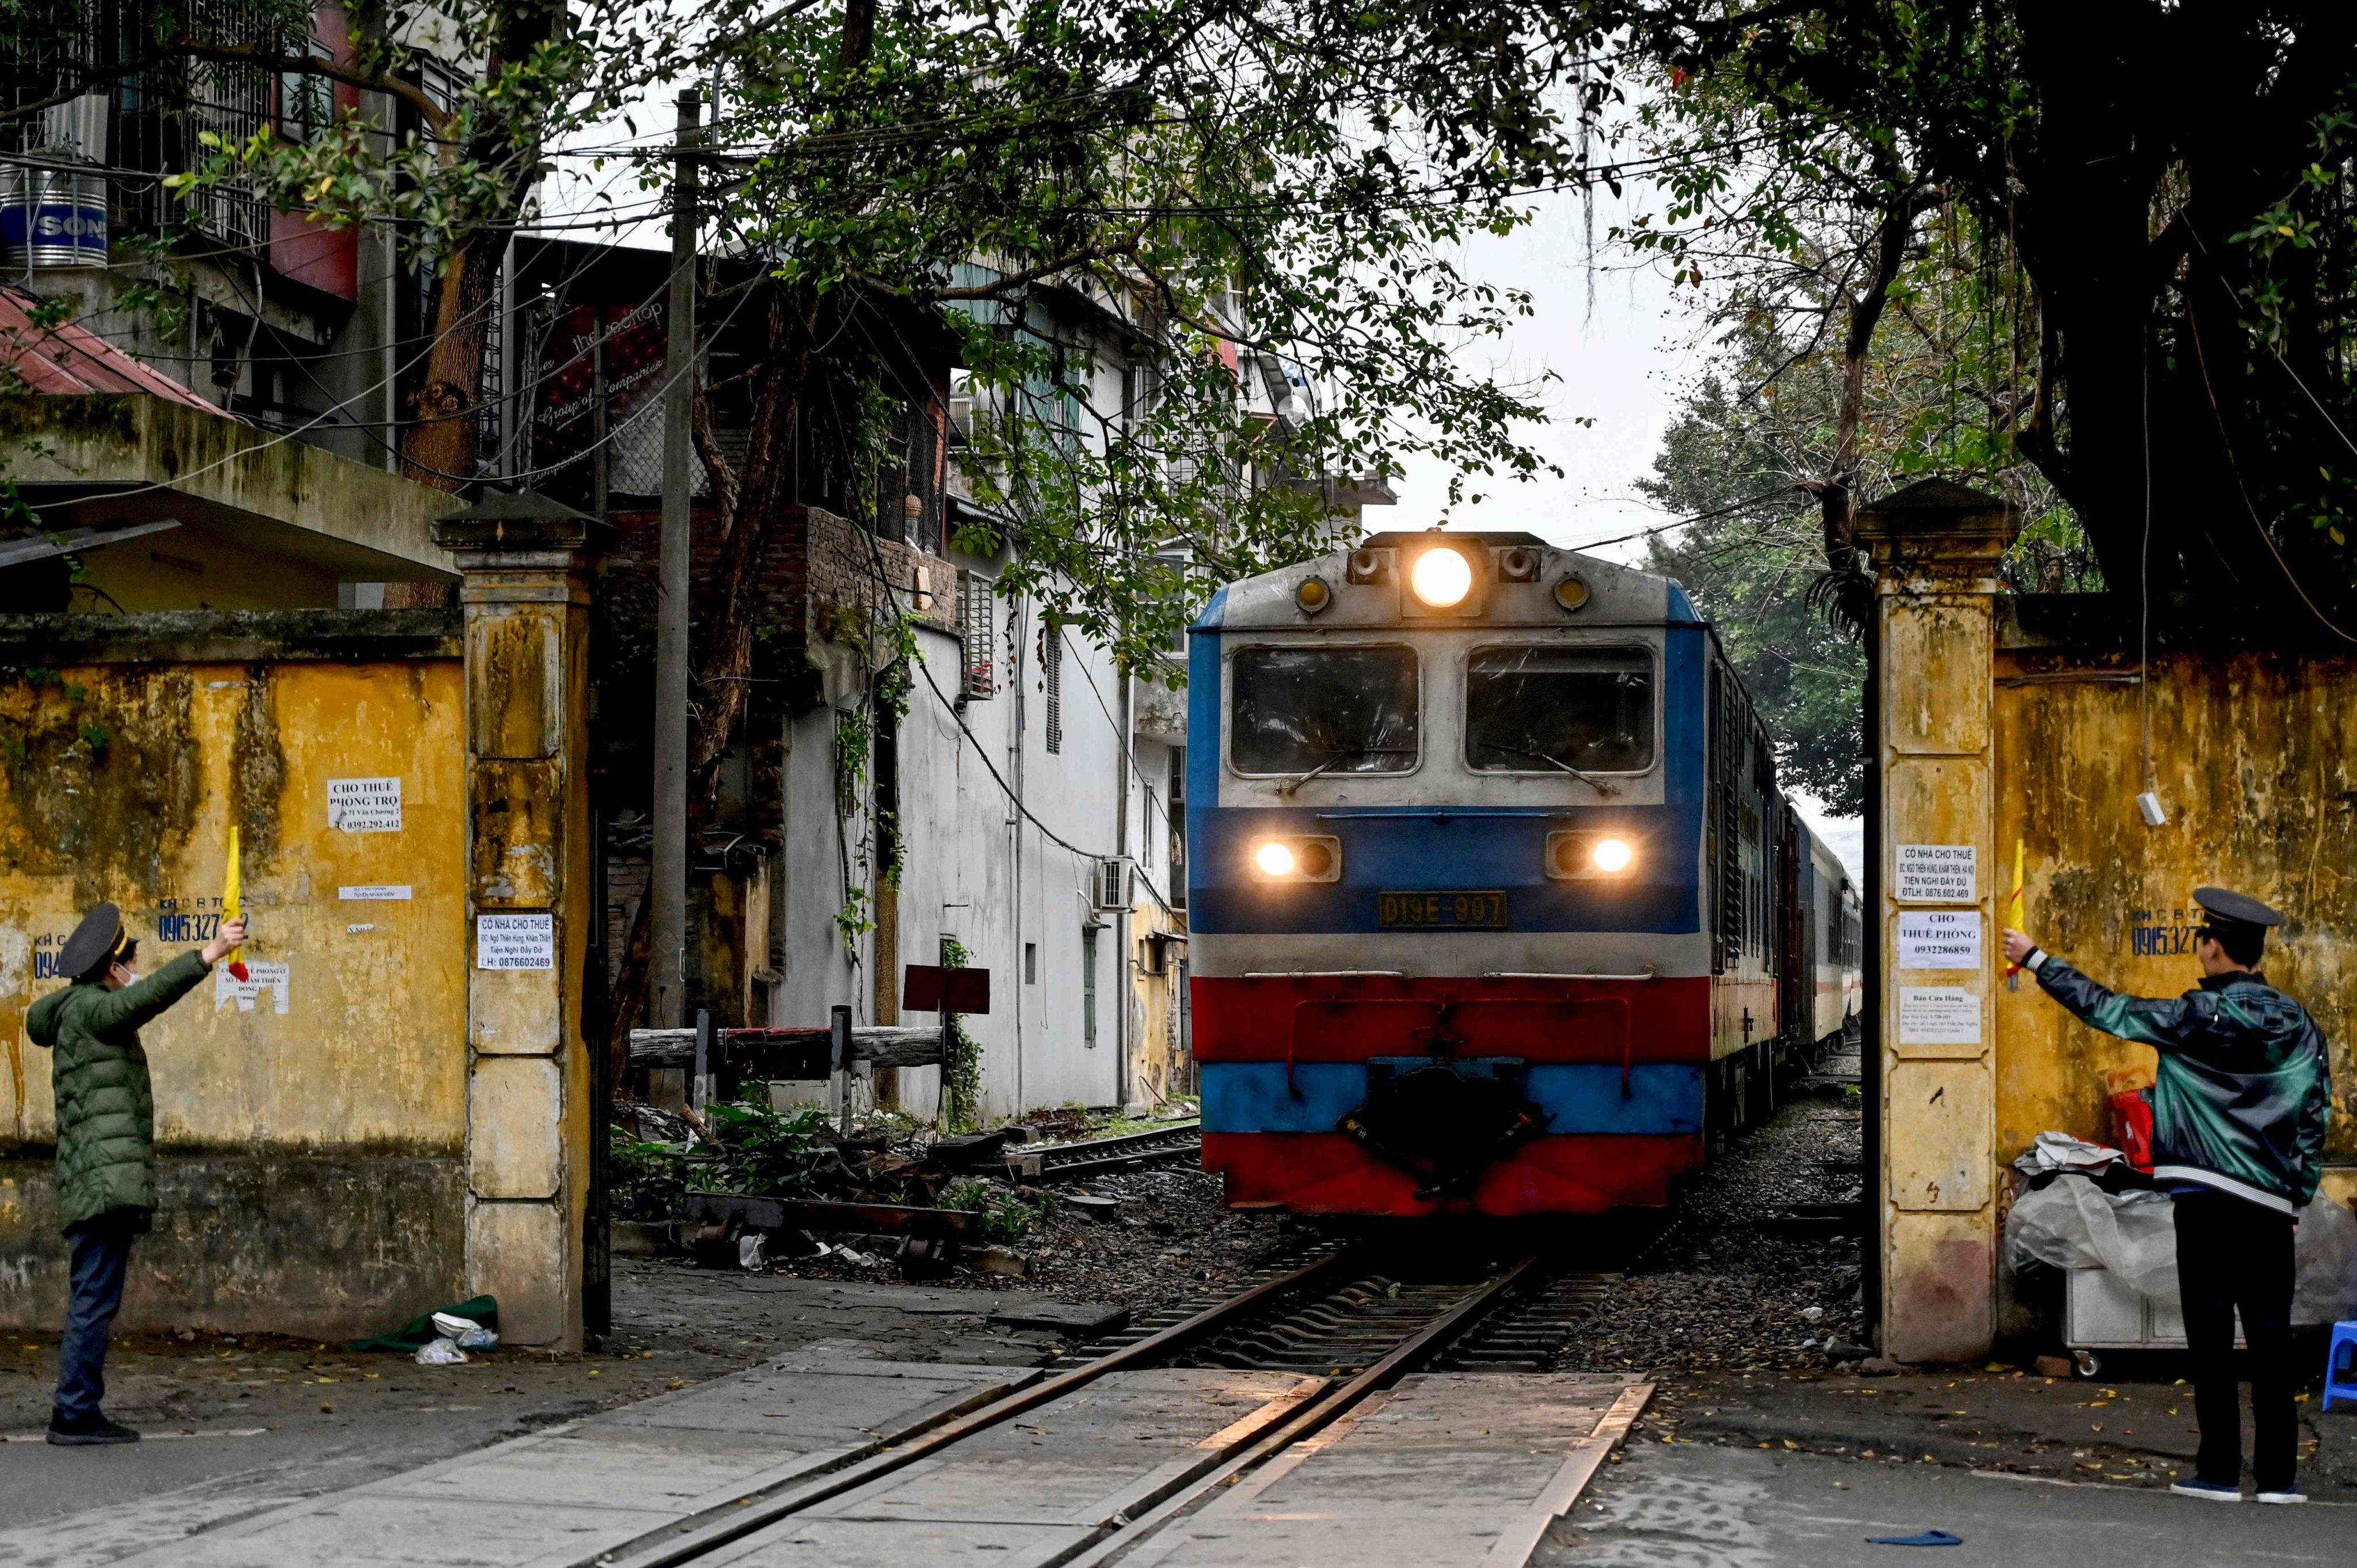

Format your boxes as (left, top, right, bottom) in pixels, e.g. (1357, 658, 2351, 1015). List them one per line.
(1993, 644, 2357, 1172)
(0, 659, 467, 1152)
(1130, 906, 1191, 1108)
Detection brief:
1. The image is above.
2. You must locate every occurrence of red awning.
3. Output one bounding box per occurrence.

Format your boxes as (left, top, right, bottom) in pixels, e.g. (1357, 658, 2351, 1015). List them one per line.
(0, 284, 228, 414)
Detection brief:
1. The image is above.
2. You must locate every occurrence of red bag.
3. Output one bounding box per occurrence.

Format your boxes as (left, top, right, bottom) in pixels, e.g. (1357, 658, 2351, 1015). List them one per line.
(2110, 1091, 2156, 1173)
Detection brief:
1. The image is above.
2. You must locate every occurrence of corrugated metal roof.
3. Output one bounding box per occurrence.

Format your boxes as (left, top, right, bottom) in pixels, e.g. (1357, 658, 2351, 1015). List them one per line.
(0, 284, 227, 414)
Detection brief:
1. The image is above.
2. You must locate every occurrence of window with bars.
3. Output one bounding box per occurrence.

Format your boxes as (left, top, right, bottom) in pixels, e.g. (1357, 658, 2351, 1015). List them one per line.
(1082, 925, 1099, 1047)
(4, 1, 291, 251)
(1044, 619, 1063, 754)
(870, 398, 945, 551)
(276, 36, 334, 143)
(1167, 747, 1187, 909)
(960, 572, 996, 697)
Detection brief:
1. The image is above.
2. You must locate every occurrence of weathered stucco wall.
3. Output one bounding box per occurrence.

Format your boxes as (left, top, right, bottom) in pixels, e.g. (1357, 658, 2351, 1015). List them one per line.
(1129, 899, 1190, 1108)
(1994, 636, 2357, 1164)
(0, 615, 467, 1334)
(1992, 621, 2357, 1331)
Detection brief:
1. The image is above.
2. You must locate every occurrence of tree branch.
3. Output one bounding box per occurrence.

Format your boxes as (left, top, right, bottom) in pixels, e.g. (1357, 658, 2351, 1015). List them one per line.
(2, 43, 456, 137)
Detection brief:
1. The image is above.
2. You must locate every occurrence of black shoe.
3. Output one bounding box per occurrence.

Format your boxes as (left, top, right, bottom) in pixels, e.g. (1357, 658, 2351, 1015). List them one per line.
(47, 1408, 139, 1445)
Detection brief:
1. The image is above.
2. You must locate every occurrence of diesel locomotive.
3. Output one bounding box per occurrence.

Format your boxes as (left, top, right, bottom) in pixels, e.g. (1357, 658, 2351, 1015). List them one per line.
(1185, 531, 1863, 1217)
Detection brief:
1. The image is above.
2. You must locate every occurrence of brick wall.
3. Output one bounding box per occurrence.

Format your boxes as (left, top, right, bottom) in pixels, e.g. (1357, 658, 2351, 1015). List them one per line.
(589, 500, 968, 1025)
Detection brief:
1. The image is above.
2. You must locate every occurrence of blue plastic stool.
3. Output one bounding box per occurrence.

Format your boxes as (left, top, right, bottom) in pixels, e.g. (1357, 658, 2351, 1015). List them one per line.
(2326, 1322, 2357, 1411)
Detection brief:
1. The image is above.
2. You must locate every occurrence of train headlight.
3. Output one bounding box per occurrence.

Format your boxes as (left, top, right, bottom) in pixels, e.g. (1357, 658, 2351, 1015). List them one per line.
(1251, 835, 1342, 883)
(1546, 829, 1639, 880)
(1409, 545, 1472, 608)
(1294, 575, 1332, 615)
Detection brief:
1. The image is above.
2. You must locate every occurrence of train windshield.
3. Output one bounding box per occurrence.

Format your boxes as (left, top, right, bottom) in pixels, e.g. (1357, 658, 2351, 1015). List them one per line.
(1229, 646, 1419, 776)
(1464, 646, 1654, 772)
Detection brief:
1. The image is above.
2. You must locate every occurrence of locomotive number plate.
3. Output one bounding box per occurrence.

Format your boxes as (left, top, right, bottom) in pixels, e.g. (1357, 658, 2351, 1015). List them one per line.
(1377, 890, 1507, 929)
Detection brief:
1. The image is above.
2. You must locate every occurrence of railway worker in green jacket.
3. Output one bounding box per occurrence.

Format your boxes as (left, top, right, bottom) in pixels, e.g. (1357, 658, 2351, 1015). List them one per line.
(27, 902, 247, 1446)
(2003, 888, 2331, 1506)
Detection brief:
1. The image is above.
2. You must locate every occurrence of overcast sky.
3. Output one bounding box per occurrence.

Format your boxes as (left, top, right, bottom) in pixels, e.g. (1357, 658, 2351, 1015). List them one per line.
(1367, 187, 1865, 878)
(1378, 184, 1704, 555)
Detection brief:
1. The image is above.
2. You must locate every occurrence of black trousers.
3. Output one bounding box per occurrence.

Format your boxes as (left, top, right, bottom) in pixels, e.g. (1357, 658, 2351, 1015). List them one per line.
(56, 1212, 139, 1422)
(2172, 1189, 2298, 1491)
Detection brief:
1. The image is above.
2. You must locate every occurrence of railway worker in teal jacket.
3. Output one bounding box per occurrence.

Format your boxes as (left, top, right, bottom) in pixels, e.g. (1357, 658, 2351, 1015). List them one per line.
(2003, 887, 2330, 1505)
(26, 901, 247, 1446)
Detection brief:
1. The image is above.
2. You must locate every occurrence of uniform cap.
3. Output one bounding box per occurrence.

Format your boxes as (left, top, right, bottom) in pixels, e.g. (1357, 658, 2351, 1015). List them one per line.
(2192, 886, 2284, 930)
(59, 903, 135, 981)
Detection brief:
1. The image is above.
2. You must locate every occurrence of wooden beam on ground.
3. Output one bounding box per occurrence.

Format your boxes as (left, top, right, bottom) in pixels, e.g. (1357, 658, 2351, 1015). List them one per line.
(687, 1191, 983, 1242)
(629, 1024, 943, 1074)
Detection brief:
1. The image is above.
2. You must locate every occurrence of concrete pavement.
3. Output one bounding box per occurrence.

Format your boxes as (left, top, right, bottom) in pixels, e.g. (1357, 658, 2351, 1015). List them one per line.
(1537, 1433, 2351, 1566)
(0, 1262, 1097, 1567)
(1, 1323, 1654, 1568)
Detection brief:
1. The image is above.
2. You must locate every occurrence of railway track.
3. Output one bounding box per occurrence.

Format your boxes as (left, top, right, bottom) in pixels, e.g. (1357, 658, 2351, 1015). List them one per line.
(1022, 1118, 1204, 1182)
(592, 1242, 1635, 1568)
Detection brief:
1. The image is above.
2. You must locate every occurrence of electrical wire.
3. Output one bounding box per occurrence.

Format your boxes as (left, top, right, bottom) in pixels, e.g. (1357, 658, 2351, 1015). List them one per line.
(1557, 485, 1814, 555)
(1057, 624, 1179, 919)
(231, 241, 760, 481)
(14, 232, 747, 499)
(2180, 273, 2357, 647)
(2185, 229, 2357, 465)
(828, 482, 1120, 895)
(912, 615, 1113, 865)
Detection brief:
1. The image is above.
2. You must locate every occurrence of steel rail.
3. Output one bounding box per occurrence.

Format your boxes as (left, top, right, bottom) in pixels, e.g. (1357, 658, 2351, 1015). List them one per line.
(591, 1249, 1351, 1568)
(1055, 1254, 1543, 1568)
(1031, 1120, 1204, 1181)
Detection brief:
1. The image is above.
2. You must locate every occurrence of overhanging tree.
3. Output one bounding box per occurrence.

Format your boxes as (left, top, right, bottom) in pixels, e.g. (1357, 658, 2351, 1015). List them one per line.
(116, 0, 1621, 1040)
(1602, 1, 2357, 631)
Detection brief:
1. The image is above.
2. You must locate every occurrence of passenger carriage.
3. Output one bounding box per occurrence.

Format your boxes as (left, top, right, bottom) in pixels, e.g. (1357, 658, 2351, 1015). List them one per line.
(1185, 531, 1860, 1217)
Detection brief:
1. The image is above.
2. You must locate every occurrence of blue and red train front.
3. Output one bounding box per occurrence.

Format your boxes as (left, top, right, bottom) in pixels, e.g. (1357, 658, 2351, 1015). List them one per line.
(1186, 532, 1720, 1216)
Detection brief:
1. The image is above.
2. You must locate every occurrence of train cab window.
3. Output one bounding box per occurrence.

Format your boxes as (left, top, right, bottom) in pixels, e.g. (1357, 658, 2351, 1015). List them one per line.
(1464, 646, 1654, 773)
(1229, 645, 1419, 776)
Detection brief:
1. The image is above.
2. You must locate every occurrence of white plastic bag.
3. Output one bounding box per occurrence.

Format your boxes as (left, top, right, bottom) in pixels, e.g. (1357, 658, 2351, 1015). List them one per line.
(2005, 1178, 2181, 1307)
(454, 1324, 499, 1350)
(2012, 1173, 2357, 1324)
(738, 1233, 768, 1272)
(414, 1336, 468, 1365)
(2293, 1196, 2357, 1326)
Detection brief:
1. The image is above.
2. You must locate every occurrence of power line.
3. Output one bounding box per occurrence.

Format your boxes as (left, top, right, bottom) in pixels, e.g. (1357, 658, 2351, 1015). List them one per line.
(1057, 624, 1179, 919)
(911, 618, 1113, 865)
(12, 230, 766, 495)
(2179, 276, 2357, 647)
(1556, 485, 1812, 555)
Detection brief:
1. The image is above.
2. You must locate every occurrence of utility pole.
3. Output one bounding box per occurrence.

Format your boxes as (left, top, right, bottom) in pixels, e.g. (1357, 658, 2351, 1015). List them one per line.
(651, 89, 700, 1030)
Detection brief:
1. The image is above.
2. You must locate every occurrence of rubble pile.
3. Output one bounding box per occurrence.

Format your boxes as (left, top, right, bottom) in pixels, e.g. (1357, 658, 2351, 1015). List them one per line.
(616, 1098, 1290, 1302)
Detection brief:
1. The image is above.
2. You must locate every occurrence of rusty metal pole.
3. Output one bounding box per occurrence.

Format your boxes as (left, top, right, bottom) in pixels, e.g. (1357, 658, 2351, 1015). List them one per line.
(651, 89, 700, 1030)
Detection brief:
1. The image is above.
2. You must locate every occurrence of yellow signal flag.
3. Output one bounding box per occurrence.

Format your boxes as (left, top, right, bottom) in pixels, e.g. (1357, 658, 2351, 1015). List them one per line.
(2004, 836, 2027, 983)
(224, 823, 247, 981)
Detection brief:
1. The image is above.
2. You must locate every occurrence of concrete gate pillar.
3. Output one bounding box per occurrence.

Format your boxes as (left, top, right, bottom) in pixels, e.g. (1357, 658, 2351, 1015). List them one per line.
(1856, 479, 2019, 1364)
(433, 494, 601, 1350)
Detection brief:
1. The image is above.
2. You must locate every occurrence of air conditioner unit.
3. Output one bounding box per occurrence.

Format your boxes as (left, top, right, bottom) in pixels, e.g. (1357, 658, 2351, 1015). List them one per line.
(1095, 857, 1133, 912)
